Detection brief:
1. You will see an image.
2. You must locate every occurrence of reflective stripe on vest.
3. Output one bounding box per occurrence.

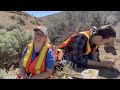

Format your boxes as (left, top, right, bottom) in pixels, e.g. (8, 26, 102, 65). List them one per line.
(35, 45, 48, 74)
(23, 41, 33, 69)
(58, 31, 93, 55)
(58, 34, 76, 49)
(80, 32, 91, 55)
(23, 41, 48, 75)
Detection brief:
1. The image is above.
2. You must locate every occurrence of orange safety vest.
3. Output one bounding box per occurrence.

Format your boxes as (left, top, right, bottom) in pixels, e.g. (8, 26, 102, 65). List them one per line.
(54, 49, 64, 61)
(54, 31, 97, 60)
(23, 41, 49, 76)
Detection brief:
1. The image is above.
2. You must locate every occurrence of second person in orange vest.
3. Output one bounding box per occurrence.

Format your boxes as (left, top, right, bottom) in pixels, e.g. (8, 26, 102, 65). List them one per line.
(19, 25, 55, 79)
(55, 25, 116, 70)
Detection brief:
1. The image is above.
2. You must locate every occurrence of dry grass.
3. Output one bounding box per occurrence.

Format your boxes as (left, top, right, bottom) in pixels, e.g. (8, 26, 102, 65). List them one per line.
(0, 11, 120, 79)
(0, 65, 19, 79)
(53, 62, 84, 79)
(95, 41, 120, 79)
(52, 40, 120, 79)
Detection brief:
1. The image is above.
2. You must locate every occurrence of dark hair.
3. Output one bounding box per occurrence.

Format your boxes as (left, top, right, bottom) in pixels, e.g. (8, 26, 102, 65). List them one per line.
(94, 25, 116, 39)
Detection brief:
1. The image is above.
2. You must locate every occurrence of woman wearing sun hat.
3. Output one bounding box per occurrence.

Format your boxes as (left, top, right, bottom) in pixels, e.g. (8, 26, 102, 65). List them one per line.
(18, 25, 55, 79)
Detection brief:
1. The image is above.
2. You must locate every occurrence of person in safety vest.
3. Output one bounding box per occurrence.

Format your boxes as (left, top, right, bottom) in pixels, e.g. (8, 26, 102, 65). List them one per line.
(18, 25, 55, 79)
(54, 25, 116, 70)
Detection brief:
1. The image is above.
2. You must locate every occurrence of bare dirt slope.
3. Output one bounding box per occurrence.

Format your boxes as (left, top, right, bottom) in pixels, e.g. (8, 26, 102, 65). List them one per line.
(0, 11, 43, 33)
(0, 11, 120, 79)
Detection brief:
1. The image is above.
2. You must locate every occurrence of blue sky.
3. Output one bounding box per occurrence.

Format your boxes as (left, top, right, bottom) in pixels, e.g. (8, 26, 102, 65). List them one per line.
(25, 11, 61, 17)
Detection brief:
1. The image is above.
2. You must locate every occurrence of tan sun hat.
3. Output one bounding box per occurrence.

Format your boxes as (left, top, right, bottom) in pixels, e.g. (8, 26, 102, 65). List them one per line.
(34, 25, 48, 36)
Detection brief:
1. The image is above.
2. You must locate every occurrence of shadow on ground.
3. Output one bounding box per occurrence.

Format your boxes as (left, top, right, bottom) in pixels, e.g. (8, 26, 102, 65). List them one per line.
(98, 68, 120, 79)
(88, 66, 120, 79)
(104, 46, 117, 55)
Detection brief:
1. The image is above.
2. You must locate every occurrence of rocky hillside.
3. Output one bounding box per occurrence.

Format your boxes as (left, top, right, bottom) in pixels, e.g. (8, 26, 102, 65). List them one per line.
(39, 11, 120, 46)
(0, 11, 43, 33)
(0, 11, 120, 79)
(1, 11, 119, 40)
(0, 11, 44, 70)
(40, 11, 120, 79)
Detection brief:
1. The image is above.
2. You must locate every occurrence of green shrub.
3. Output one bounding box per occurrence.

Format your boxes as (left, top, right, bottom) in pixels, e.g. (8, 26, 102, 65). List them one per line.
(6, 24, 24, 31)
(35, 20, 40, 25)
(0, 24, 6, 29)
(6, 24, 18, 31)
(30, 20, 36, 25)
(10, 15, 16, 20)
(13, 28, 33, 59)
(0, 30, 19, 68)
(30, 20, 39, 25)
(0, 27, 32, 70)
(17, 16, 25, 26)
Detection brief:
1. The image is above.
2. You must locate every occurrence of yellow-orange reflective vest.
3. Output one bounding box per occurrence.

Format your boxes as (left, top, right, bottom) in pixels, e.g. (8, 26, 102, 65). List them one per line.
(54, 31, 97, 61)
(23, 41, 49, 76)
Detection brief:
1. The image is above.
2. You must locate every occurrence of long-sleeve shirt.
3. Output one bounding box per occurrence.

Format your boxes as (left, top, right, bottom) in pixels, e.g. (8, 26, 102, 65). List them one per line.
(63, 31, 98, 66)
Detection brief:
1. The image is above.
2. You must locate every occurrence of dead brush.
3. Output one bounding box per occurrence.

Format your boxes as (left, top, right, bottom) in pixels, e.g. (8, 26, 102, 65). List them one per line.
(53, 62, 82, 79)
(0, 68, 8, 79)
(0, 66, 18, 79)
